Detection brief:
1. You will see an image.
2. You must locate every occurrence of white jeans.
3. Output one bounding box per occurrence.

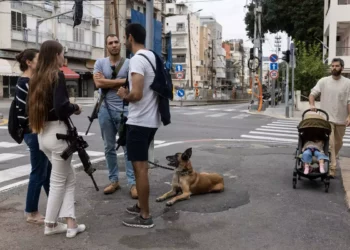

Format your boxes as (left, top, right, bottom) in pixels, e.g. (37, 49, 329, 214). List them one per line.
(38, 121, 76, 223)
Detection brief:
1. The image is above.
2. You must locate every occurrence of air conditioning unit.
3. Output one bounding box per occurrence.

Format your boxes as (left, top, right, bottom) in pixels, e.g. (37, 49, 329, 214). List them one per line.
(92, 18, 100, 26)
(53, 1, 59, 8)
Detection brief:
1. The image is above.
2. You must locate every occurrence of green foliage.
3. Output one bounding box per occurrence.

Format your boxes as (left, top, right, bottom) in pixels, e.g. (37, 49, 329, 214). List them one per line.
(244, 0, 324, 44)
(294, 42, 328, 98)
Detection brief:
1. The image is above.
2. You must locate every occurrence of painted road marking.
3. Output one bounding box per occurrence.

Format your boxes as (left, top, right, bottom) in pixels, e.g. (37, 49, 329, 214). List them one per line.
(0, 142, 21, 148)
(183, 112, 205, 115)
(205, 113, 226, 118)
(0, 153, 25, 162)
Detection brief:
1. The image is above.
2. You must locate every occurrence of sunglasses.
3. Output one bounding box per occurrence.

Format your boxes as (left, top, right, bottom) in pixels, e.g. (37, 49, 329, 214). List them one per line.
(111, 65, 117, 79)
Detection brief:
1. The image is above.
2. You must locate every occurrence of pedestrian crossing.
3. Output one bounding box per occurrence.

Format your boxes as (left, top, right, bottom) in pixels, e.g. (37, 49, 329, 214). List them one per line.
(240, 119, 350, 147)
(172, 106, 251, 119)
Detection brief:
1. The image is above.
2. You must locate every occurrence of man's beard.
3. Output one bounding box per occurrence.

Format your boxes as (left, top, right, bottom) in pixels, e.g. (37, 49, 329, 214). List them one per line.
(108, 49, 120, 56)
(332, 69, 342, 76)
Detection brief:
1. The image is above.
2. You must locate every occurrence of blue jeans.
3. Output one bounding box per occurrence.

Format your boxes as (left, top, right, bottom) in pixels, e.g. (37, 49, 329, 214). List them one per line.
(24, 133, 52, 213)
(98, 105, 135, 186)
(302, 148, 329, 164)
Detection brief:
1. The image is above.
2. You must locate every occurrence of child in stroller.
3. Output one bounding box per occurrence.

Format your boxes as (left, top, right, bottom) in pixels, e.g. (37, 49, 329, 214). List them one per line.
(301, 139, 329, 175)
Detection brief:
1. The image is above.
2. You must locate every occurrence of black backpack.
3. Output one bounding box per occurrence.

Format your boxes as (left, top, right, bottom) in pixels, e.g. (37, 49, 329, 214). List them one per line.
(8, 96, 24, 144)
(138, 51, 173, 126)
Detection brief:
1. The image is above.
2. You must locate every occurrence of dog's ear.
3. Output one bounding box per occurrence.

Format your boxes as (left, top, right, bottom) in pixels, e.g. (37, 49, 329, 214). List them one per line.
(182, 148, 192, 161)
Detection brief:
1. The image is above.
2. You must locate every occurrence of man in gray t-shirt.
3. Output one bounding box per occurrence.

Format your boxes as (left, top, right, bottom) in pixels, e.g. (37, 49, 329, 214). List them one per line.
(93, 34, 137, 198)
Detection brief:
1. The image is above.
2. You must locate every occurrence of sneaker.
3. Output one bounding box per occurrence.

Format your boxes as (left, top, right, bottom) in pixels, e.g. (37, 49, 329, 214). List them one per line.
(122, 215, 154, 229)
(66, 224, 86, 238)
(44, 222, 68, 236)
(304, 165, 310, 175)
(130, 185, 138, 199)
(319, 165, 326, 174)
(126, 203, 141, 215)
(104, 182, 120, 194)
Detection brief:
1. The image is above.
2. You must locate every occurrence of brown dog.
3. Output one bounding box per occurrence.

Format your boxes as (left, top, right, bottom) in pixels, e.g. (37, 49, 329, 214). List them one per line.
(156, 148, 224, 206)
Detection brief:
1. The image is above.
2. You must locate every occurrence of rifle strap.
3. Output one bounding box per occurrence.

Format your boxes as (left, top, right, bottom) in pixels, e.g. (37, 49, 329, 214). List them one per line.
(103, 57, 126, 132)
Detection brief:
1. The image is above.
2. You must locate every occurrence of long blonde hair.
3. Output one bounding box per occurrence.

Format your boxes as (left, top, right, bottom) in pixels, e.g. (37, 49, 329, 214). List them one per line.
(28, 40, 63, 133)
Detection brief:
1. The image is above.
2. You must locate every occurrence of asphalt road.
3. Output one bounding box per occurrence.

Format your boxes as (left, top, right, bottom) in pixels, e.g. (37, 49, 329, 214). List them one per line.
(1, 103, 350, 249)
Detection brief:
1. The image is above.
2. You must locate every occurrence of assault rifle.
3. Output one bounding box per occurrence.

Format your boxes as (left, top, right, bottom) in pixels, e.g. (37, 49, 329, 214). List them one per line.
(56, 118, 99, 191)
(115, 79, 129, 151)
(85, 90, 106, 135)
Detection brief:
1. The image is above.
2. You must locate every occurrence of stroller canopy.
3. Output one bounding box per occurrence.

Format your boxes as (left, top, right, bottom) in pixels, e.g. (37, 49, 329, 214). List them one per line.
(298, 113, 332, 134)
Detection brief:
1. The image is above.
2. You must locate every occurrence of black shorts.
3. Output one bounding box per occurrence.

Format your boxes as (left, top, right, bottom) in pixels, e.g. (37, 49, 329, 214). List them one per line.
(126, 125, 158, 162)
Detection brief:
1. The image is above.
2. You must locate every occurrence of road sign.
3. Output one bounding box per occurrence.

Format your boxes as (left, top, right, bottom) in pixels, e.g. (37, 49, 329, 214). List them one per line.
(270, 70, 279, 79)
(176, 71, 184, 79)
(175, 65, 183, 72)
(269, 62, 278, 71)
(270, 54, 278, 63)
(177, 89, 185, 97)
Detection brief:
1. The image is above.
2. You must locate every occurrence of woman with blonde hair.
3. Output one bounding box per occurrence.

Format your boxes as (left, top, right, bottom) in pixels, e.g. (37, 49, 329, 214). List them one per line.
(28, 40, 85, 238)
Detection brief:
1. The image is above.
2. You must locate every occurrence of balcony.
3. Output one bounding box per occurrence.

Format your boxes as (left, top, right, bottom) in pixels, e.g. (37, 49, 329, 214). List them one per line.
(339, 0, 350, 4)
(11, 29, 54, 50)
(172, 42, 187, 49)
(59, 40, 92, 59)
(173, 27, 187, 34)
(337, 47, 350, 56)
(173, 58, 186, 63)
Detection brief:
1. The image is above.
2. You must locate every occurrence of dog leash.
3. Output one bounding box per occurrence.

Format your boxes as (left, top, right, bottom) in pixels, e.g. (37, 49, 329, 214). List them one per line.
(148, 161, 175, 171)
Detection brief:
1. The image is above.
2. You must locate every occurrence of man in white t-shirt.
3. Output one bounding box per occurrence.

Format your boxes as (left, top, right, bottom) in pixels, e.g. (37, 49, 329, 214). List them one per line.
(309, 58, 350, 178)
(117, 23, 160, 229)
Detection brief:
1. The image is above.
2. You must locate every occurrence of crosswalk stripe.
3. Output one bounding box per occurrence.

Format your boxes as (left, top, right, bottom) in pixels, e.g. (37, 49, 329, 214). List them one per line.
(267, 123, 297, 128)
(0, 164, 31, 183)
(183, 111, 205, 115)
(276, 120, 300, 124)
(224, 109, 236, 111)
(240, 134, 298, 142)
(0, 153, 25, 162)
(272, 121, 299, 125)
(73, 151, 104, 157)
(261, 125, 292, 130)
(0, 126, 7, 129)
(78, 132, 95, 137)
(256, 128, 298, 134)
(232, 114, 250, 119)
(206, 113, 226, 117)
(208, 108, 220, 111)
(0, 142, 21, 148)
(249, 131, 298, 138)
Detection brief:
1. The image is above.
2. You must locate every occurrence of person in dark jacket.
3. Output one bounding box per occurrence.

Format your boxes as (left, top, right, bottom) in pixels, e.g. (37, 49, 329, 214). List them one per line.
(28, 40, 85, 238)
(15, 48, 52, 225)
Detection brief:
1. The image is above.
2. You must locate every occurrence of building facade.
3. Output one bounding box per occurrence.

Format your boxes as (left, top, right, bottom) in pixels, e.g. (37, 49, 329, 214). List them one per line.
(324, 0, 350, 75)
(200, 16, 225, 88)
(164, 2, 201, 89)
(0, 0, 105, 98)
(198, 25, 211, 88)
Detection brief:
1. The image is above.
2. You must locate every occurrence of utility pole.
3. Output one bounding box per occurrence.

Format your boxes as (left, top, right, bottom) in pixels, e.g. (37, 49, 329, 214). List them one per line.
(211, 39, 214, 89)
(285, 36, 291, 118)
(187, 13, 193, 89)
(146, 0, 154, 50)
(104, 0, 110, 56)
(113, 0, 119, 38)
(291, 41, 295, 117)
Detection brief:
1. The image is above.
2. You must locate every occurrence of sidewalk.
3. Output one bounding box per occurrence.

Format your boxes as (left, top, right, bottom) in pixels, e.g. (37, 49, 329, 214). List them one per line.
(249, 105, 306, 121)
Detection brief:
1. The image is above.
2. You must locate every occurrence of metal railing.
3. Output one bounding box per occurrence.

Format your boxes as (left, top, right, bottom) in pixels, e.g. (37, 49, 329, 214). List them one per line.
(336, 47, 350, 56)
(173, 58, 186, 63)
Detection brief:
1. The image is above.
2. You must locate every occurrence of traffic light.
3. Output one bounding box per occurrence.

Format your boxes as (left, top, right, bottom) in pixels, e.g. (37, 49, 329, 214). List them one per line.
(73, 0, 83, 28)
(282, 50, 291, 63)
(249, 48, 254, 60)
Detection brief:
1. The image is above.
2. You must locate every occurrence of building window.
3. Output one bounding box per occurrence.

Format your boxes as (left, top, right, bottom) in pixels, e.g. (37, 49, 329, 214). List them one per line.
(11, 11, 27, 31)
(169, 8, 174, 14)
(177, 23, 185, 32)
(338, 0, 350, 4)
(137, 6, 141, 12)
(73, 28, 84, 43)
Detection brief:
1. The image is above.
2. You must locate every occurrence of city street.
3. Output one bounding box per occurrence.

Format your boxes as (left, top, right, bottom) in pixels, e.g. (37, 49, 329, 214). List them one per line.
(1, 103, 350, 249)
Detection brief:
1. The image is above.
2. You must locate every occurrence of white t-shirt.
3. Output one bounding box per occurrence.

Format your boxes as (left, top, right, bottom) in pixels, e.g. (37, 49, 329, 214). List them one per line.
(126, 49, 161, 128)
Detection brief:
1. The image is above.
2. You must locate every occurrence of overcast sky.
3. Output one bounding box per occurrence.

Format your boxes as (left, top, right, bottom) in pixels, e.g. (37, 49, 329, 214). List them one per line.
(190, 0, 289, 57)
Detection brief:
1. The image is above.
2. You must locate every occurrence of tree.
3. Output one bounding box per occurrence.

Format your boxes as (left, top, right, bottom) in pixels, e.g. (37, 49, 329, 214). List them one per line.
(293, 42, 328, 99)
(244, 0, 324, 44)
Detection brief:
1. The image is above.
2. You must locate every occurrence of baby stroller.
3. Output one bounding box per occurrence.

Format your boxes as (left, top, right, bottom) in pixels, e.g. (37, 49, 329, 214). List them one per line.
(293, 109, 332, 192)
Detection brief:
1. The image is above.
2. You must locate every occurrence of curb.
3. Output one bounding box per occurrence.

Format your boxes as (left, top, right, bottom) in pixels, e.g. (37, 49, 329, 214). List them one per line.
(339, 157, 350, 211)
(248, 110, 301, 121)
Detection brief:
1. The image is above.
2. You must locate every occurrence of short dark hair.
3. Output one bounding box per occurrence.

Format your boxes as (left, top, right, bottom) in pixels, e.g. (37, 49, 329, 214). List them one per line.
(105, 34, 118, 44)
(15, 48, 39, 72)
(332, 58, 345, 68)
(125, 23, 146, 45)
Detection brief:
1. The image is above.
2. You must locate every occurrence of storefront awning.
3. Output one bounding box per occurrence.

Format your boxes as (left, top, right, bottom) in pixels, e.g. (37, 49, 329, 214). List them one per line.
(0, 59, 21, 76)
(68, 62, 92, 74)
(59, 66, 80, 79)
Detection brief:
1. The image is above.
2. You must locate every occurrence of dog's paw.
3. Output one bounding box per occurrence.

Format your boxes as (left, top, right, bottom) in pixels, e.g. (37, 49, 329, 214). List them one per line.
(166, 200, 174, 206)
(156, 197, 165, 202)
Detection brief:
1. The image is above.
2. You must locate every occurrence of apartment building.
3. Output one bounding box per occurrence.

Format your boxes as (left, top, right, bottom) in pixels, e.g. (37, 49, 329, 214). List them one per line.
(198, 25, 211, 88)
(324, 0, 350, 75)
(0, 0, 105, 98)
(223, 39, 245, 88)
(164, 2, 201, 88)
(200, 16, 225, 88)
